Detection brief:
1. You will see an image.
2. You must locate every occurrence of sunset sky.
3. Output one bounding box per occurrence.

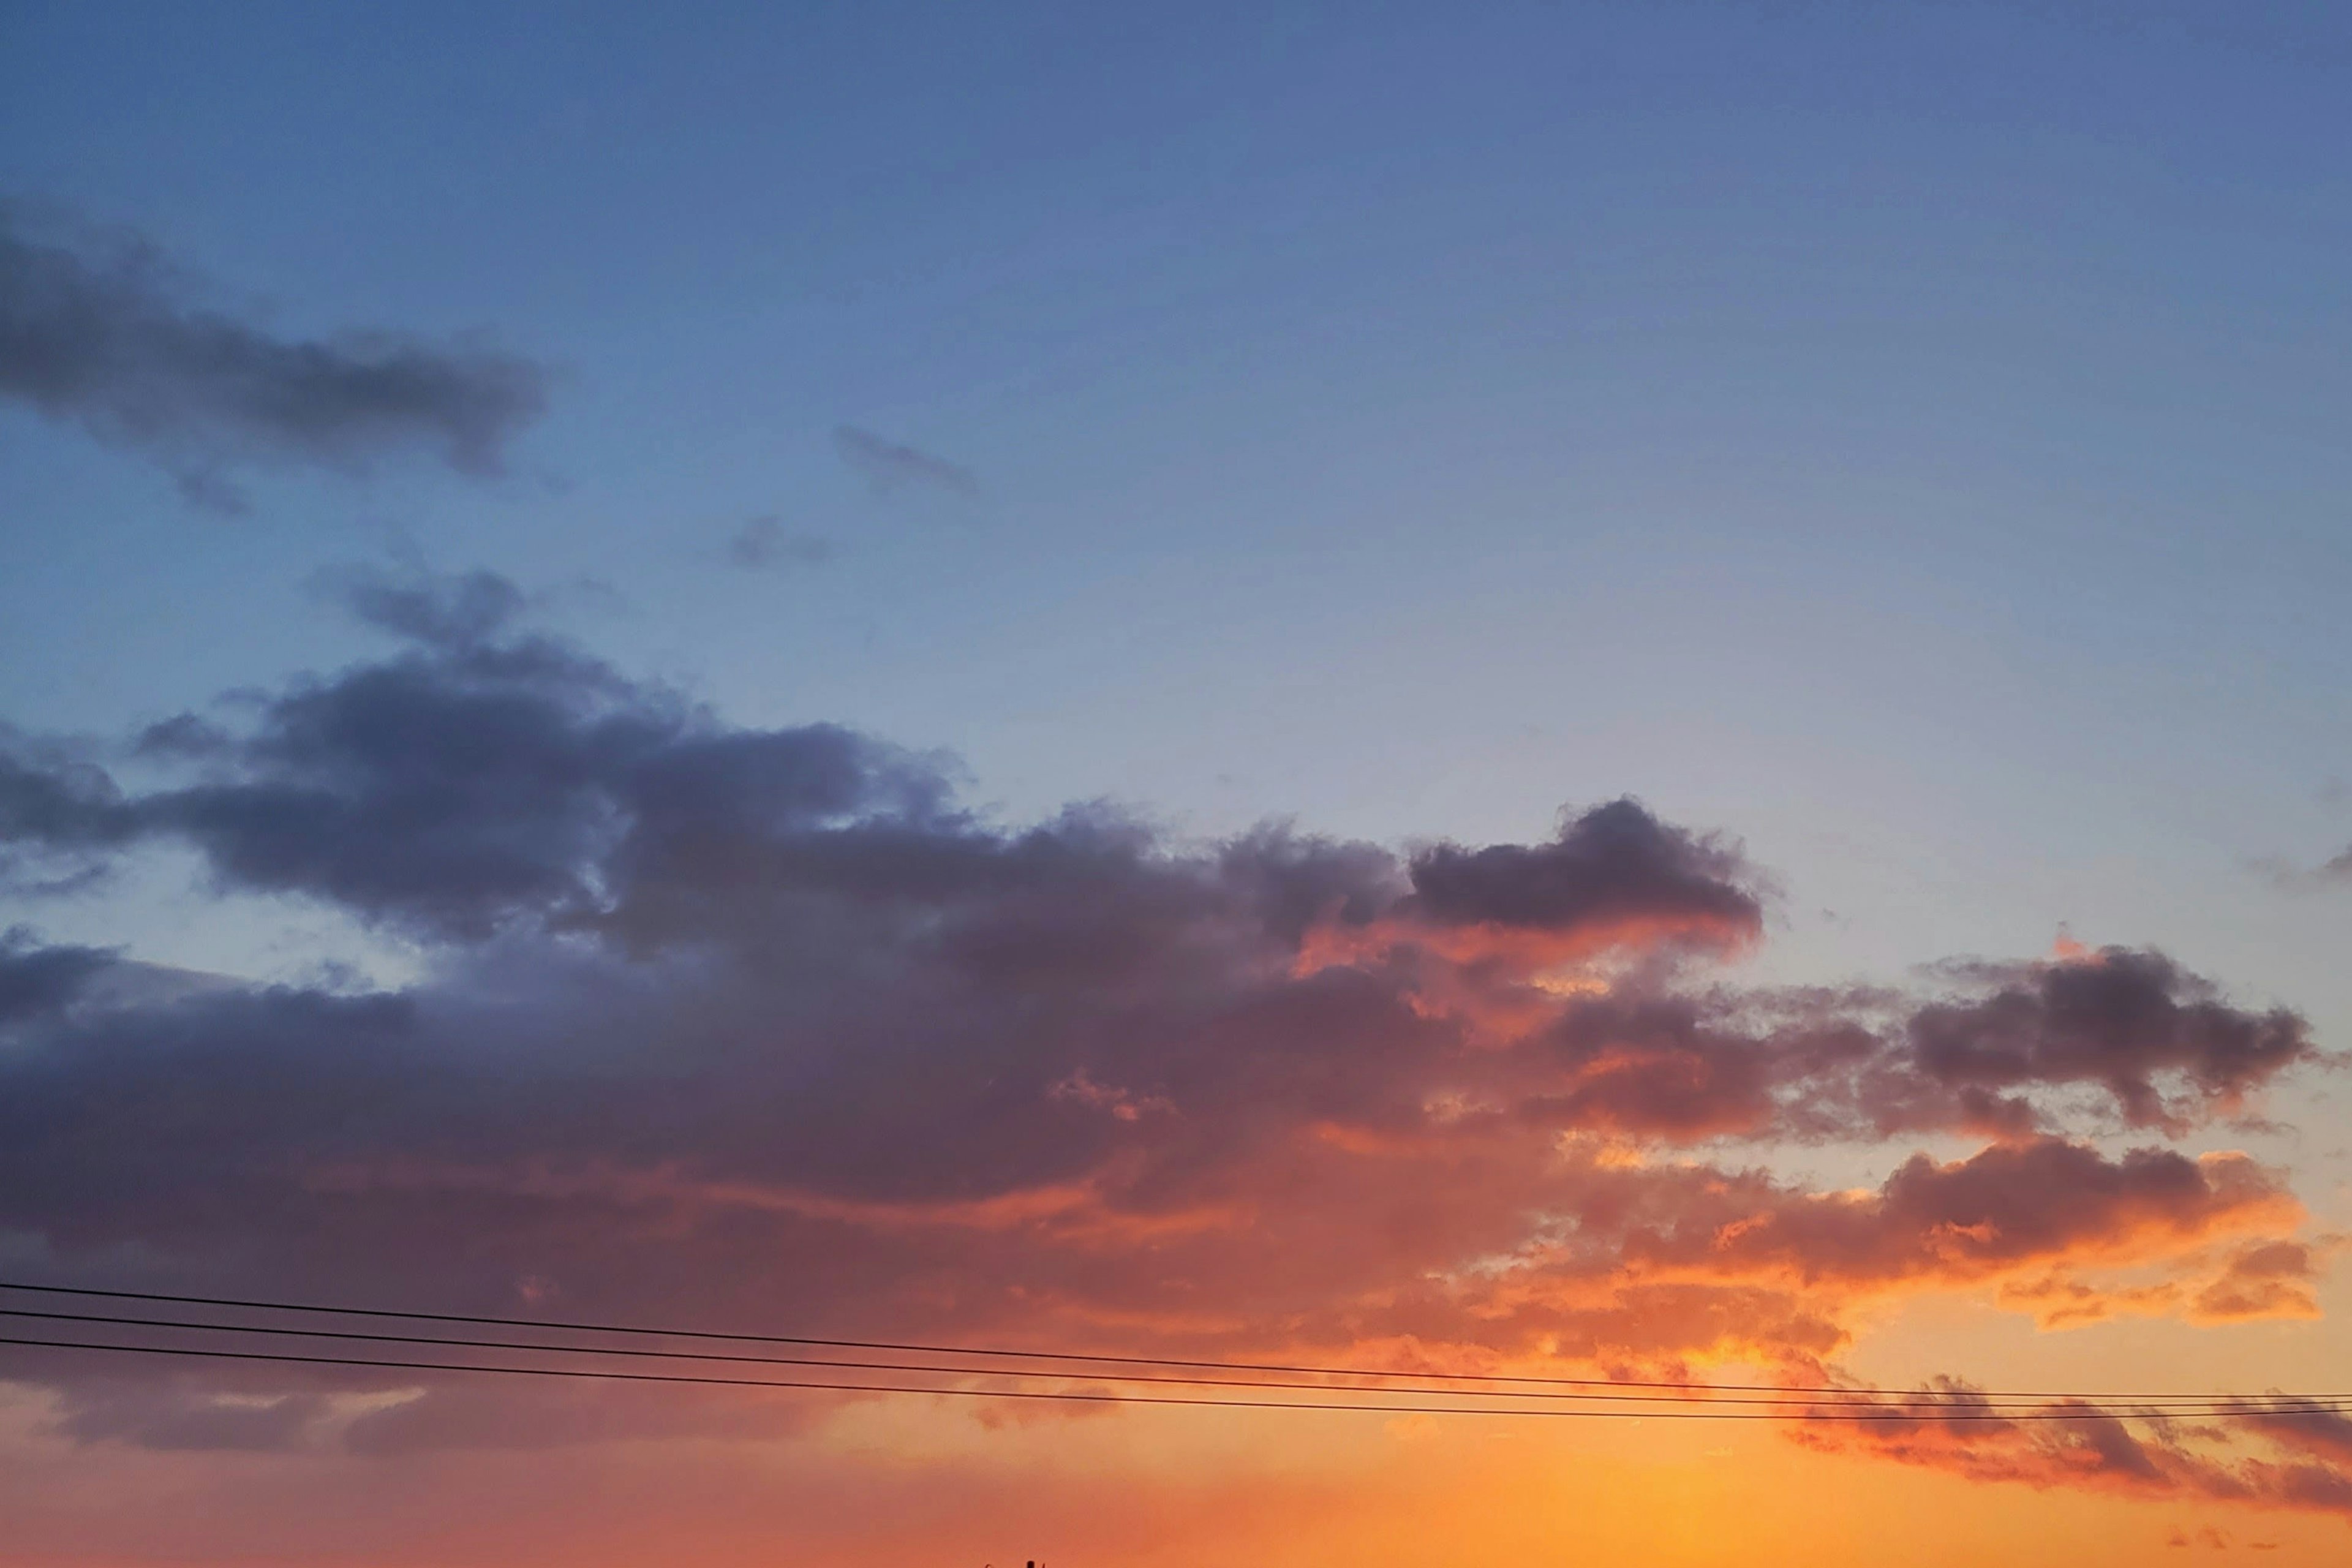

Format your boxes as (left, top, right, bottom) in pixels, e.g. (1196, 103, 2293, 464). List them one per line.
(4, 3, 2352, 1564)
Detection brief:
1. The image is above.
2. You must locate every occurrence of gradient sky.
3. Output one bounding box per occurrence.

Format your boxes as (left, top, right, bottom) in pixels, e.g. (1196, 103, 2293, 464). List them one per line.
(3, 2, 2351, 1564)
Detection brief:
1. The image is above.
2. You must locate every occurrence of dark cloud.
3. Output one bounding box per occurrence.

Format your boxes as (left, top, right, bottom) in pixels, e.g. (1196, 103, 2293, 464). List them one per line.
(1513, 992, 1787, 1137)
(331, 566, 532, 649)
(0, 205, 548, 508)
(0, 728, 139, 895)
(1905, 948, 2315, 1129)
(833, 425, 979, 500)
(1406, 799, 1765, 945)
(0, 730, 137, 851)
(724, 516, 834, 571)
(1794, 1383, 2352, 1526)
(1631, 1137, 2297, 1288)
(2, 570, 940, 938)
(1444, 948, 2314, 1147)
(0, 570, 2331, 1501)
(0, 928, 114, 1024)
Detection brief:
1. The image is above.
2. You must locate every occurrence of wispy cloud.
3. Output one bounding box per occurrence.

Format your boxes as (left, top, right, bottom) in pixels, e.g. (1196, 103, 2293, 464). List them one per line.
(0, 204, 549, 509)
(724, 515, 834, 571)
(832, 424, 978, 500)
(2253, 845, 2352, 892)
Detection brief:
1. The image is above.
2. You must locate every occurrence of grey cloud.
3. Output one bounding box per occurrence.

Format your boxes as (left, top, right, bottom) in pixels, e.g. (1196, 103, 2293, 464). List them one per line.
(0, 574, 2315, 1145)
(332, 566, 532, 649)
(0, 570, 2329, 1469)
(0, 729, 138, 895)
(834, 426, 979, 500)
(0, 731, 136, 850)
(1509, 953, 2320, 1145)
(725, 516, 834, 570)
(0, 929, 115, 1024)
(1796, 1382, 2352, 1525)
(1, 570, 939, 938)
(48, 1379, 331, 1452)
(0, 205, 548, 508)
(2252, 842, 2352, 892)
(1905, 948, 2315, 1129)
(1407, 797, 1765, 944)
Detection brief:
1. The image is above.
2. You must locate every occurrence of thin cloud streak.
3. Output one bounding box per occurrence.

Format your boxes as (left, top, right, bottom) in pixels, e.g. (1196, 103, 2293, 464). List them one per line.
(833, 425, 979, 499)
(724, 516, 835, 571)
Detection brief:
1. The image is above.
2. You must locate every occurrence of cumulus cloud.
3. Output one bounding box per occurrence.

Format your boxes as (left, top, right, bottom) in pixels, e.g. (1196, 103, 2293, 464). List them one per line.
(6, 570, 941, 938)
(0, 205, 548, 508)
(833, 425, 978, 500)
(1407, 801, 1765, 942)
(0, 570, 2335, 1525)
(1907, 949, 2317, 1130)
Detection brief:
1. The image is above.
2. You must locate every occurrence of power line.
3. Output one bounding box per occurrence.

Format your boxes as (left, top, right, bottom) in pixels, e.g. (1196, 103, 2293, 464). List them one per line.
(5, 1336, 2337, 1422)
(6, 1306, 2290, 1413)
(0, 1280, 2304, 1407)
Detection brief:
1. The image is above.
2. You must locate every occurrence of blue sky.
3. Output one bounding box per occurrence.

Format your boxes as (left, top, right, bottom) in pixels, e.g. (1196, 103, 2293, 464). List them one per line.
(4, 0, 2348, 1004)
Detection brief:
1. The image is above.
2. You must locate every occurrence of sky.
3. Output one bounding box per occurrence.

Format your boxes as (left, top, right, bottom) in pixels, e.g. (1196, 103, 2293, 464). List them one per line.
(2, 1, 2350, 1562)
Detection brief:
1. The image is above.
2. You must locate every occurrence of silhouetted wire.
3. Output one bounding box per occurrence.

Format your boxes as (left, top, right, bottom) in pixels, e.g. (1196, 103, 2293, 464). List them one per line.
(4, 1336, 2339, 1422)
(0, 1281, 2324, 1408)
(0, 1305, 2320, 1414)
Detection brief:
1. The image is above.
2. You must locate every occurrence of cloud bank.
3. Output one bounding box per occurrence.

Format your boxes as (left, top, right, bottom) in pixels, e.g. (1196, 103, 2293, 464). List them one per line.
(0, 570, 2336, 1529)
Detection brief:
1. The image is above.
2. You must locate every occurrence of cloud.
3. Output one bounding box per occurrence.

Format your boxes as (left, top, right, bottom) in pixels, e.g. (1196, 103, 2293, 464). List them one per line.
(1611, 1137, 2298, 1294)
(0, 927, 114, 1023)
(2241, 1406, 2352, 1467)
(330, 565, 532, 649)
(724, 516, 834, 571)
(1904, 948, 2316, 1130)
(1792, 1384, 2352, 1526)
(0, 205, 548, 508)
(1407, 800, 1765, 942)
(4, 568, 940, 938)
(833, 425, 979, 499)
(2253, 842, 2352, 894)
(2282, 846, 2352, 889)
(0, 728, 137, 851)
(0, 726, 139, 895)
(47, 1379, 333, 1452)
(0, 570, 2334, 1523)
(2193, 1240, 2325, 1323)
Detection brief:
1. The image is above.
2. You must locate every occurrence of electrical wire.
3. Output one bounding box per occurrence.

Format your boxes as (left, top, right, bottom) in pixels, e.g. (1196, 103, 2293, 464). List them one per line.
(5, 1335, 2338, 1422)
(0, 1305, 2321, 1415)
(2, 1280, 2313, 1408)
